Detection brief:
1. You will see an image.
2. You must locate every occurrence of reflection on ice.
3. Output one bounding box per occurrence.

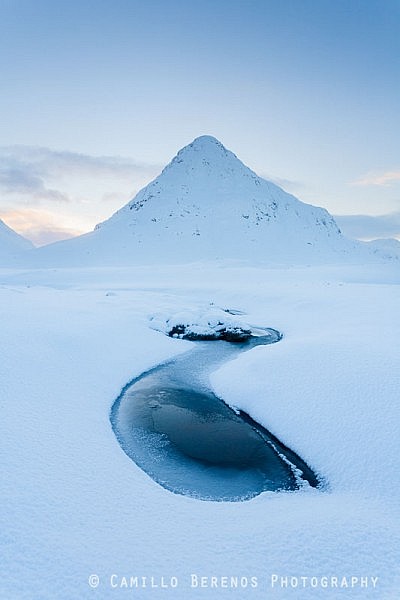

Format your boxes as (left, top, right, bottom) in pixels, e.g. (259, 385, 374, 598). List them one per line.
(110, 330, 320, 501)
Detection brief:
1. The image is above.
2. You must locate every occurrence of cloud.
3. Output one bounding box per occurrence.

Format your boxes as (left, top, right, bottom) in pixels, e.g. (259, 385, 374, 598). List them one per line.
(334, 212, 400, 241)
(351, 170, 400, 187)
(0, 146, 163, 241)
(0, 164, 70, 203)
(0, 208, 85, 246)
(0, 145, 161, 206)
(259, 172, 306, 192)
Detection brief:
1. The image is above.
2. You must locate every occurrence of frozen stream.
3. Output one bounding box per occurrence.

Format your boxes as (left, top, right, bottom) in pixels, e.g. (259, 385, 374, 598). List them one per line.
(110, 329, 320, 501)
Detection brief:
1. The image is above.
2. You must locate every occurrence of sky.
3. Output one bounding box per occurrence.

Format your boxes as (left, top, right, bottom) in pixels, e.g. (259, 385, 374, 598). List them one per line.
(0, 0, 399, 245)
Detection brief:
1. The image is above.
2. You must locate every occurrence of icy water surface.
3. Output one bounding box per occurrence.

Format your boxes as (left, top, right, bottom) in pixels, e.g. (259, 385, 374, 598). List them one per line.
(110, 330, 320, 501)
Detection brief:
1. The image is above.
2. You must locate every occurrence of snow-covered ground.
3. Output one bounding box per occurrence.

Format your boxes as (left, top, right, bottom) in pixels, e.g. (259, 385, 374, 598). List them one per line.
(1, 260, 399, 599)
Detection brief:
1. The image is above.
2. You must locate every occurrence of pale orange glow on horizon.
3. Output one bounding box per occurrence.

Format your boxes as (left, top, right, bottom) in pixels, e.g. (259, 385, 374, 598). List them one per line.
(0, 208, 87, 247)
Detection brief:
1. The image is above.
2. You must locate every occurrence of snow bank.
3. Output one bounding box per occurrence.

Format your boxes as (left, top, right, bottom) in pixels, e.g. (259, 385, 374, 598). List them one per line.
(149, 305, 253, 340)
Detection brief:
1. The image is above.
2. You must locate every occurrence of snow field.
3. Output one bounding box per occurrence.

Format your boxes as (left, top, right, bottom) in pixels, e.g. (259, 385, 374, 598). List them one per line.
(1, 262, 399, 599)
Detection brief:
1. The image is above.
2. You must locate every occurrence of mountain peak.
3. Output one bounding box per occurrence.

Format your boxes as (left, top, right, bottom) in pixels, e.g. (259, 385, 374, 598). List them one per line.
(183, 135, 233, 161)
(161, 134, 251, 181)
(170, 135, 231, 163)
(190, 135, 226, 149)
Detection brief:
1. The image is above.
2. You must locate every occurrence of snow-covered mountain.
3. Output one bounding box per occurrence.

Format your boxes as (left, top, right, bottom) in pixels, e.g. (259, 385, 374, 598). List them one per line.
(365, 237, 400, 260)
(0, 219, 34, 264)
(32, 136, 377, 266)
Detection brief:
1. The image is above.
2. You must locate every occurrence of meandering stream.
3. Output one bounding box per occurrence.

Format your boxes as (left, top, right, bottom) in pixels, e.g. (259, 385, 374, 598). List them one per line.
(110, 329, 320, 501)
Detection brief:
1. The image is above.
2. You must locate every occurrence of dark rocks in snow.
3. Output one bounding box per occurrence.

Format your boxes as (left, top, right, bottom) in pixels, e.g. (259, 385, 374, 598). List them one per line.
(223, 308, 247, 316)
(150, 306, 255, 342)
(168, 323, 252, 342)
